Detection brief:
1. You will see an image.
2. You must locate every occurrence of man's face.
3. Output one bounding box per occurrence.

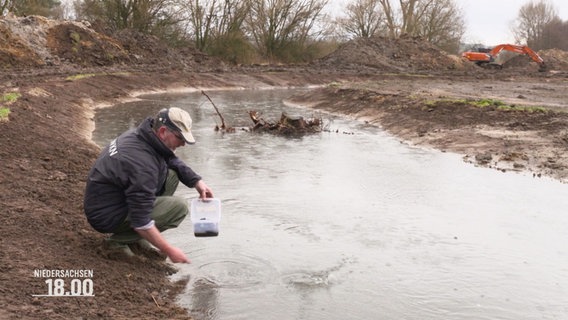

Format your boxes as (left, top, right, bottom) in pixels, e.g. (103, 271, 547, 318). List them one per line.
(159, 126, 186, 151)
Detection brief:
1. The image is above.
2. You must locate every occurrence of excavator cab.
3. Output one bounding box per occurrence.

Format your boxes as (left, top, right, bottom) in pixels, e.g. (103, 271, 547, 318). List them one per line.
(461, 50, 496, 67)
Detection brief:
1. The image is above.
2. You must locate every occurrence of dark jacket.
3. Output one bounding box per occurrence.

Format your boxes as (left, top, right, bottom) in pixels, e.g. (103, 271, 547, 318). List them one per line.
(84, 117, 201, 233)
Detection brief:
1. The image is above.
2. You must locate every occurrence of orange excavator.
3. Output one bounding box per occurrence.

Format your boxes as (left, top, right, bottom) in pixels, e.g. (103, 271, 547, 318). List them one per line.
(462, 44, 546, 71)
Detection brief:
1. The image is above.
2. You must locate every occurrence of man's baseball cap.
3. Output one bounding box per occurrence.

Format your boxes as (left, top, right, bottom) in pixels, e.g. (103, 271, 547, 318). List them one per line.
(158, 107, 196, 144)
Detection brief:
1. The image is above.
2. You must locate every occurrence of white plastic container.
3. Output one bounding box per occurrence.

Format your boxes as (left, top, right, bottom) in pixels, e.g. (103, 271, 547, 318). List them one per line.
(190, 198, 221, 237)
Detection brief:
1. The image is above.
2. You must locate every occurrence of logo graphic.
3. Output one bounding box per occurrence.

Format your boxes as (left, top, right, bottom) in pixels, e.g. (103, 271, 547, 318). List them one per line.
(32, 269, 95, 297)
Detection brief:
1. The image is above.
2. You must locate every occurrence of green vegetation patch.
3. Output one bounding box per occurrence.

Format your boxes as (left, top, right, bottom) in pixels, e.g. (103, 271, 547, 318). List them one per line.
(0, 107, 10, 121)
(70, 31, 81, 44)
(496, 105, 547, 113)
(1, 92, 21, 103)
(0, 92, 20, 122)
(426, 97, 548, 113)
(424, 98, 467, 106)
(470, 98, 547, 113)
(471, 98, 506, 108)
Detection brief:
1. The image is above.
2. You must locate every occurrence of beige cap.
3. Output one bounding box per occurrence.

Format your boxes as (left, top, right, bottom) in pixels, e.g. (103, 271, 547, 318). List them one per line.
(158, 107, 196, 144)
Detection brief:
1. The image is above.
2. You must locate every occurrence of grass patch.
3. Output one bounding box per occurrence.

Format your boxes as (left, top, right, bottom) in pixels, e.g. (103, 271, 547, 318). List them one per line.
(470, 98, 547, 113)
(1, 92, 21, 103)
(425, 97, 548, 113)
(0, 92, 20, 122)
(496, 105, 547, 113)
(0, 107, 10, 121)
(424, 98, 467, 106)
(471, 98, 505, 108)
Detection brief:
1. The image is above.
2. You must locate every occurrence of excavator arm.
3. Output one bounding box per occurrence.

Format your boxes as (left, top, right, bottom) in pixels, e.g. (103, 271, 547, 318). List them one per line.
(489, 44, 544, 65)
(462, 44, 546, 71)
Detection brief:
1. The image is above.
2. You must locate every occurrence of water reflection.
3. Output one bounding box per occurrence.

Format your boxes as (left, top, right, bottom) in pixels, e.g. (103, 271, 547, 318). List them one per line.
(93, 88, 568, 320)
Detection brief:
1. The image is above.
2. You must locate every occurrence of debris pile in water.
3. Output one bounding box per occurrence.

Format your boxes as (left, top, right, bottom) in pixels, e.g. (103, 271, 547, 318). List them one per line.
(248, 111, 322, 136)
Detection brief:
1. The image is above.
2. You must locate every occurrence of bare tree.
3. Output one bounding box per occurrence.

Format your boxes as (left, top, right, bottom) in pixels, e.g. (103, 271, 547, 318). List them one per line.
(374, 0, 426, 37)
(184, 0, 217, 50)
(212, 0, 250, 37)
(2, 0, 62, 18)
(338, 0, 386, 38)
(180, 0, 253, 63)
(399, 0, 420, 35)
(74, 0, 181, 35)
(540, 17, 568, 50)
(377, 0, 397, 37)
(413, 0, 464, 53)
(245, 0, 328, 61)
(513, 0, 557, 49)
(183, 0, 250, 51)
(338, 0, 464, 52)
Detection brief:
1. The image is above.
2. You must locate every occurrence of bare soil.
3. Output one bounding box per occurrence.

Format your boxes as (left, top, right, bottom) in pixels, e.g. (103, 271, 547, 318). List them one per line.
(1, 14, 568, 319)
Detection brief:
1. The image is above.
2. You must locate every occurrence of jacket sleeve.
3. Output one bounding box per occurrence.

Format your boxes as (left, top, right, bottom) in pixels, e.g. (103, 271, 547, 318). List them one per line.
(167, 157, 202, 188)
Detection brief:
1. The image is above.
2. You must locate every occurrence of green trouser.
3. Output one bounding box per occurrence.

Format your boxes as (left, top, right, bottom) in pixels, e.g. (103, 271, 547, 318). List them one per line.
(109, 170, 188, 244)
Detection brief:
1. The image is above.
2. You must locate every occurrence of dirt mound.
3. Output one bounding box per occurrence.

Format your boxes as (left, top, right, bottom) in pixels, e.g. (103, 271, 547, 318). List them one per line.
(0, 14, 123, 68)
(112, 29, 211, 69)
(47, 22, 130, 66)
(0, 14, 223, 71)
(539, 48, 568, 71)
(315, 35, 472, 72)
(496, 49, 568, 72)
(500, 52, 541, 71)
(0, 15, 53, 68)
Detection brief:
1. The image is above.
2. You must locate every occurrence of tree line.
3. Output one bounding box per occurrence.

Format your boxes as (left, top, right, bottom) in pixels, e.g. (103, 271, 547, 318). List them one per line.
(1, 0, 566, 64)
(513, 0, 568, 51)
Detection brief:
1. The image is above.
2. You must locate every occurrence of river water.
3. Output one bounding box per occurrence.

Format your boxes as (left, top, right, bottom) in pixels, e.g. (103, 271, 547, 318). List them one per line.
(92, 89, 568, 320)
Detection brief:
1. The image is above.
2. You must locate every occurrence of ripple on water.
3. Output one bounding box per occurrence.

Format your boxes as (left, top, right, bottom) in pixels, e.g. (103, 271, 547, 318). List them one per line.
(188, 250, 277, 289)
(281, 271, 332, 289)
(281, 256, 356, 290)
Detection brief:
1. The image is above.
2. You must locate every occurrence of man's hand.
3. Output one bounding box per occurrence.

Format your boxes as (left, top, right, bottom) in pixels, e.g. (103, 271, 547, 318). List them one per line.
(136, 226, 190, 263)
(195, 180, 214, 199)
(163, 246, 190, 263)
